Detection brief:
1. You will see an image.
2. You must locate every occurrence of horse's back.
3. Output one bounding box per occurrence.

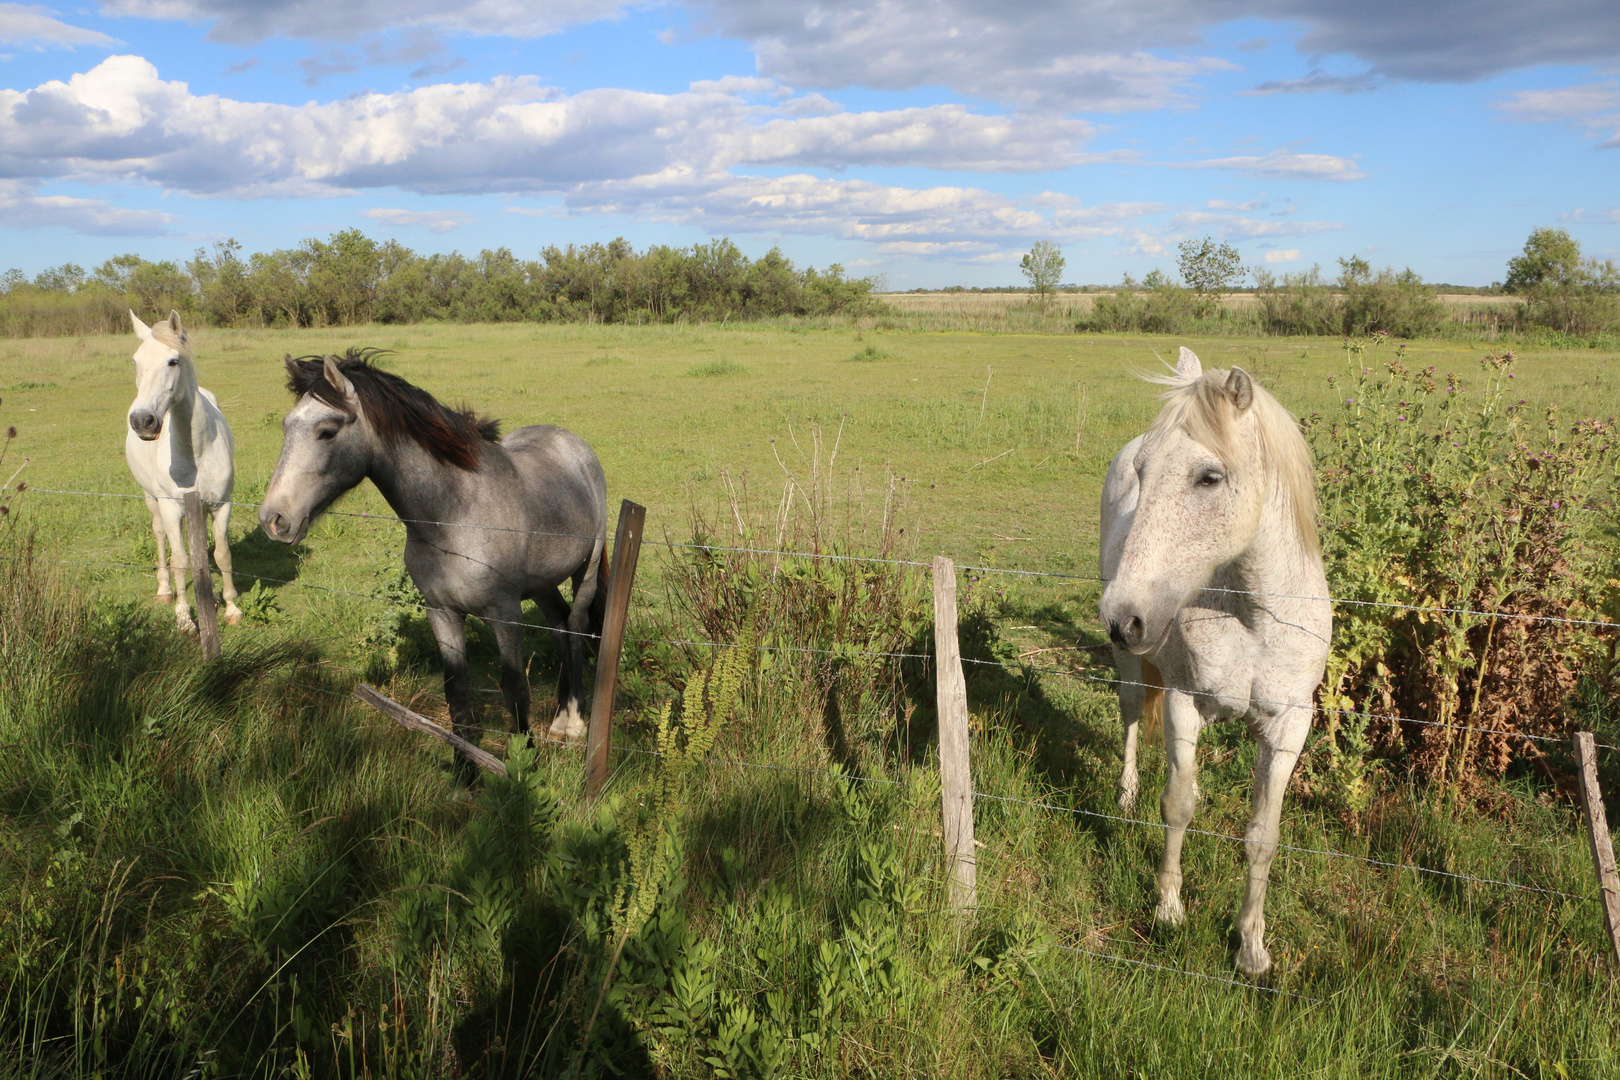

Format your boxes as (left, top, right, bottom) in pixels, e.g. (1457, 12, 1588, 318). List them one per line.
(502, 424, 607, 531)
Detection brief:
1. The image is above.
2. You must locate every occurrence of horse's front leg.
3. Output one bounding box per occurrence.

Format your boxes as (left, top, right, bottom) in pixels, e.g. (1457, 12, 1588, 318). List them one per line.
(157, 497, 195, 633)
(145, 495, 173, 604)
(1155, 689, 1201, 925)
(210, 503, 243, 625)
(425, 606, 479, 784)
(1234, 709, 1310, 976)
(485, 605, 531, 735)
(1113, 648, 1145, 811)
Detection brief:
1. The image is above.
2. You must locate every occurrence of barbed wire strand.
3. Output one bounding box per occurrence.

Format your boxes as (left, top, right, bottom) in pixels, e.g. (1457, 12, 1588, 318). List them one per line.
(1049, 942, 1321, 1003)
(20, 486, 1620, 633)
(33, 552, 1618, 763)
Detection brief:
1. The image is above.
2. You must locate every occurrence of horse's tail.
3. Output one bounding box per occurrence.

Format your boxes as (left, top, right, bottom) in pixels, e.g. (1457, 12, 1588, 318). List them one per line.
(588, 532, 609, 652)
(1140, 658, 1164, 744)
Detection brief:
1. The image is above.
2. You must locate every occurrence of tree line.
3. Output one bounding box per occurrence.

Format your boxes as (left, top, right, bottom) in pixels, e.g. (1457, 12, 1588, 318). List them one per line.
(0, 231, 884, 338)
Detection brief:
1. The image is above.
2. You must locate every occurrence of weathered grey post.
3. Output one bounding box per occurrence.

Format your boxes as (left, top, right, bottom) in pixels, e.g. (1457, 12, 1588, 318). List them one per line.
(354, 683, 509, 777)
(1573, 731, 1620, 964)
(932, 555, 976, 914)
(585, 499, 646, 802)
(182, 490, 220, 660)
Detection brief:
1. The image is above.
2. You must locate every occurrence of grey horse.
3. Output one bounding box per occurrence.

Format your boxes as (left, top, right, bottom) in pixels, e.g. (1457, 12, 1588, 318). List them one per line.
(259, 349, 607, 774)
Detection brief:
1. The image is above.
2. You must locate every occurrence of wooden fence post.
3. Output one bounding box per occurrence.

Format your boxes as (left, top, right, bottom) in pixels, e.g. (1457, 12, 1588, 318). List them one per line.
(1574, 731, 1620, 964)
(182, 490, 220, 661)
(932, 555, 976, 915)
(585, 499, 646, 802)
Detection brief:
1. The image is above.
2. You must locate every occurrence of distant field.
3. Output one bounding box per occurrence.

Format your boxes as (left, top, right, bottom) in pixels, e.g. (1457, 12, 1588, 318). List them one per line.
(878, 290, 1524, 314)
(2, 320, 1598, 615)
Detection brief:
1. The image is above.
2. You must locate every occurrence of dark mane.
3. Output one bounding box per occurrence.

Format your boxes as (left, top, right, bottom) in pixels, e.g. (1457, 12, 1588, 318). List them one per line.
(285, 347, 500, 470)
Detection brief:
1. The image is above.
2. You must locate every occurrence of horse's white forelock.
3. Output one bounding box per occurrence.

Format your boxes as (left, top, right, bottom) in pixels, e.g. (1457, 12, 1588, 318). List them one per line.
(147, 321, 192, 362)
(1141, 366, 1319, 554)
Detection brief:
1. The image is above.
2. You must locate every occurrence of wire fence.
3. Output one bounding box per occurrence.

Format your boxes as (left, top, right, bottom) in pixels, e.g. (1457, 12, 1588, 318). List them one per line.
(18, 481, 1617, 999)
(22, 485, 1620, 634)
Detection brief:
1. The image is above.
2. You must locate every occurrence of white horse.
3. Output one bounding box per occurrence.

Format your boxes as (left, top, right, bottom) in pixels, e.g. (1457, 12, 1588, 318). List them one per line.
(1098, 347, 1330, 977)
(126, 310, 243, 630)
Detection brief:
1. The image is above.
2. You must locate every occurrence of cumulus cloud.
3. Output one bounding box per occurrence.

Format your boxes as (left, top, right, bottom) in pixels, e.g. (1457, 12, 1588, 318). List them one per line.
(1264, 248, 1300, 262)
(0, 179, 175, 234)
(0, 56, 1348, 247)
(361, 207, 474, 232)
(0, 56, 1104, 200)
(0, 3, 116, 48)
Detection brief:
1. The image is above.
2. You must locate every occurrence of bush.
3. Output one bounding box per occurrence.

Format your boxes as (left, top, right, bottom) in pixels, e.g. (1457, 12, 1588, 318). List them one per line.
(1253, 259, 1443, 338)
(1078, 272, 1200, 334)
(1305, 339, 1619, 797)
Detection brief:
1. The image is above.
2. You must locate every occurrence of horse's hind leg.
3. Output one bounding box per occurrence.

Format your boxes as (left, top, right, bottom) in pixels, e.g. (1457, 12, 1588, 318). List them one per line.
(1234, 710, 1310, 977)
(534, 586, 586, 743)
(210, 503, 243, 625)
(1155, 689, 1201, 926)
(145, 495, 173, 604)
(485, 604, 531, 736)
(426, 607, 479, 784)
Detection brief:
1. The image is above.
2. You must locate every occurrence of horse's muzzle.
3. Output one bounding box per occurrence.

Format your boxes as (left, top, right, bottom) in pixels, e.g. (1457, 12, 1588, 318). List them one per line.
(129, 411, 162, 441)
(1109, 616, 1147, 650)
(258, 507, 304, 544)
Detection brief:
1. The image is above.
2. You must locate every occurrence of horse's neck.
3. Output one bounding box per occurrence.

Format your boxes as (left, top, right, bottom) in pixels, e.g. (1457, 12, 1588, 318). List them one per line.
(165, 363, 204, 475)
(1227, 474, 1321, 602)
(365, 436, 471, 530)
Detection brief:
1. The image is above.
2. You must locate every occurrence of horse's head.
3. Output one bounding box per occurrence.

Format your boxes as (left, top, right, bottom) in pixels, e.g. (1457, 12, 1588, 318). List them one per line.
(127, 310, 192, 440)
(1099, 347, 1315, 655)
(260, 354, 370, 544)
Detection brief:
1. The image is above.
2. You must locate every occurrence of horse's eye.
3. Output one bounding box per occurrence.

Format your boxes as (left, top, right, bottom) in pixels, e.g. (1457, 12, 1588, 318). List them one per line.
(1197, 470, 1224, 487)
(167, 359, 179, 367)
(316, 426, 340, 441)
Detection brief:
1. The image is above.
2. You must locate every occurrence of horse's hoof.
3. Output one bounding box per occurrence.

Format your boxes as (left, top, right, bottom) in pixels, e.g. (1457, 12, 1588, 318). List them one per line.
(224, 606, 243, 626)
(156, 593, 174, 605)
(1154, 898, 1186, 926)
(1235, 941, 1272, 977)
(176, 615, 197, 635)
(1117, 785, 1140, 813)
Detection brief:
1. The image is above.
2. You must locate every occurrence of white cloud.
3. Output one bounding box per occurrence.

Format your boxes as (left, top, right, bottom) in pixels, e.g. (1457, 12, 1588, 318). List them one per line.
(0, 3, 116, 48)
(1179, 149, 1365, 181)
(1265, 248, 1300, 262)
(0, 179, 175, 234)
(1169, 210, 1342, 240)
(1560, 208, 1620, 224)
(1493, 82, 1620, 147)
(361, 207, 474, 232)
(0, 56, 1352, 248)
(0, 56, 1101, 201)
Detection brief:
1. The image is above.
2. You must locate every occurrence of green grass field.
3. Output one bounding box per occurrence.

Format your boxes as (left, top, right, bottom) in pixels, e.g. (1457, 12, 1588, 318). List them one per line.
(2, 323, 1618, 1077)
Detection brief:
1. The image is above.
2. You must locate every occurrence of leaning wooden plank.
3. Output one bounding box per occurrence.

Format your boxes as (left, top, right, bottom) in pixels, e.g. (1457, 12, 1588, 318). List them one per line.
(354, 683, 508, 777)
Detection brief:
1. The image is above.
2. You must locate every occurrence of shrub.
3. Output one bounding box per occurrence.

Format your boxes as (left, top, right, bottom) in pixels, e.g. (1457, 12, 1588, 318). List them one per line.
(1306, 339, 1618, 796)
(1078, 272, 1199, 334)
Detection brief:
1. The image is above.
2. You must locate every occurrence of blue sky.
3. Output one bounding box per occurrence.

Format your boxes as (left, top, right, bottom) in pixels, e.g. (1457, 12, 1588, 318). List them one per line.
(2, 0, 1617, 288)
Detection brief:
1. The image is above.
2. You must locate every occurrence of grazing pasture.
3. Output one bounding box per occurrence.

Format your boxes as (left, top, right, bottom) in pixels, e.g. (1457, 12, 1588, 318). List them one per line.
(1, 322, 1618, 1077)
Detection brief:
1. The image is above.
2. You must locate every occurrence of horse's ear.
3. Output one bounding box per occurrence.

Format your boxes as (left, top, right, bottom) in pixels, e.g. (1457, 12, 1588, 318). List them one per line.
(1225, 366, 1255, 413)
(283, 353, 300, 380)
(1175, 347, 1202, 380)
(322, 355, 357, 402)
(130, 310, 151, 339)
(167, 310, 183, 336)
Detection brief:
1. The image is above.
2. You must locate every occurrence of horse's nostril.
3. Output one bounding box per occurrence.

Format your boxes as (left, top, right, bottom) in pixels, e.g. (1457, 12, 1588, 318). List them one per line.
(1108, 620, 1126, 646)
(1124, 616, 1144, 644)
